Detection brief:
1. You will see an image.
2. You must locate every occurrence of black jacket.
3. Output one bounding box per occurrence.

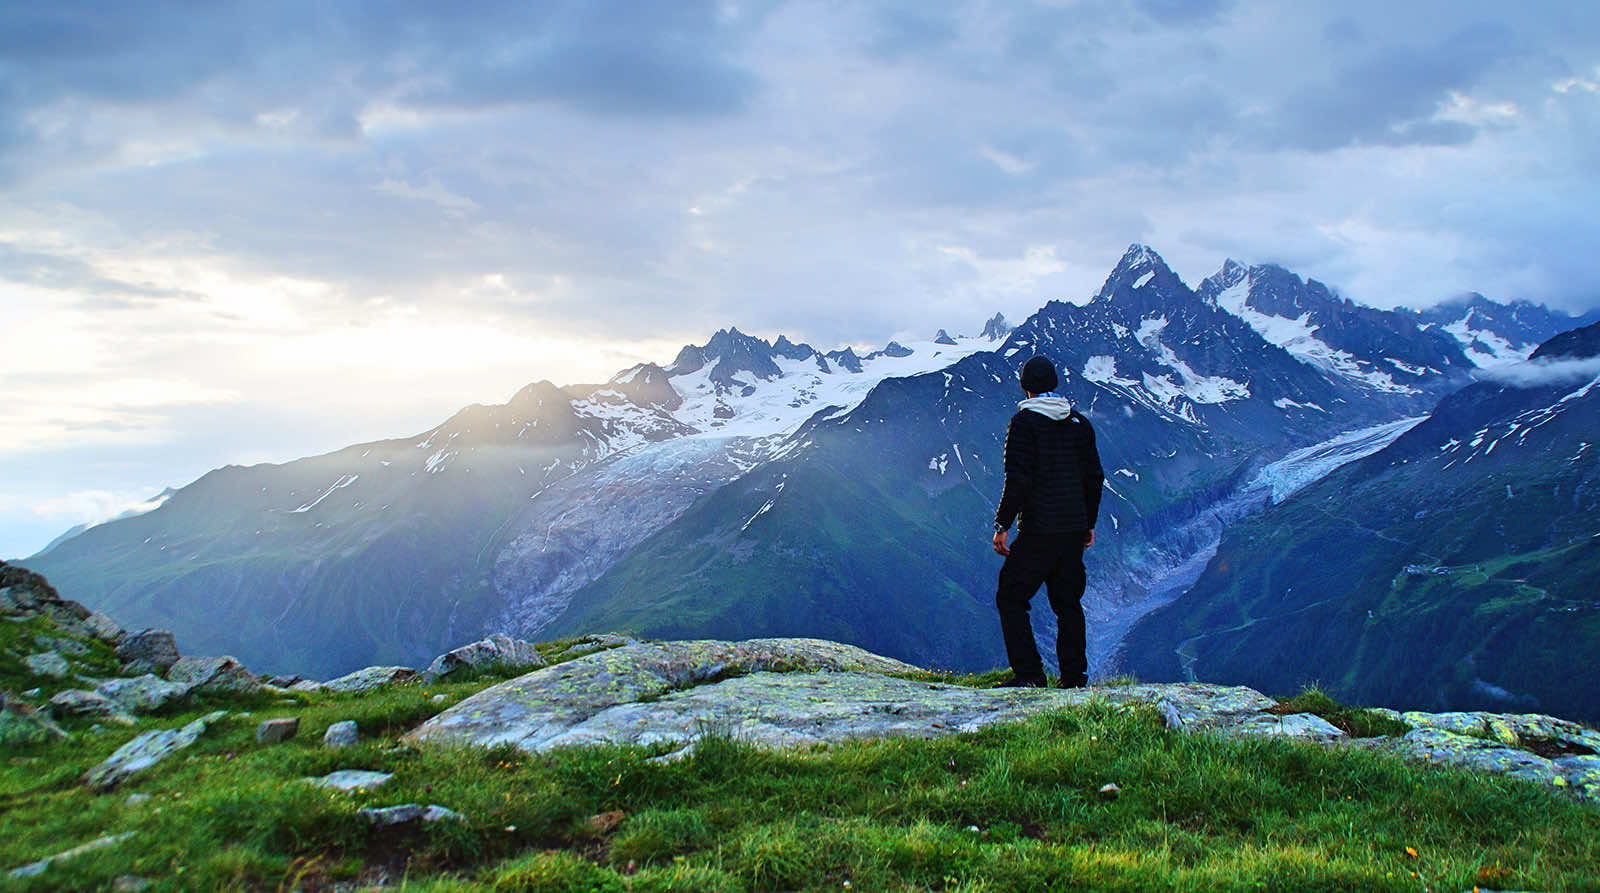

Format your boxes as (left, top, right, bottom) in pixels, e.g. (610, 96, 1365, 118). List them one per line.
(994, 406, 1105, 534)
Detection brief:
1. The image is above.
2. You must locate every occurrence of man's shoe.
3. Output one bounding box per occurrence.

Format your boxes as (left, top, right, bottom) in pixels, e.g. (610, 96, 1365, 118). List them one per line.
(995, 675, 1047, 688)
(1055, 679, 1087, 690)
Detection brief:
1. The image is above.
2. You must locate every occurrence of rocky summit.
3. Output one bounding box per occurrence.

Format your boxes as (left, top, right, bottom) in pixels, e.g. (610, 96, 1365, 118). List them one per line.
(407, 637, 1600, 800)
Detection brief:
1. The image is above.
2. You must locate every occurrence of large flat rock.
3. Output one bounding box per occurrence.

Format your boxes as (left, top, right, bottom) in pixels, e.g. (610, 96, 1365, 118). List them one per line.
(405, 637, 1282, 753)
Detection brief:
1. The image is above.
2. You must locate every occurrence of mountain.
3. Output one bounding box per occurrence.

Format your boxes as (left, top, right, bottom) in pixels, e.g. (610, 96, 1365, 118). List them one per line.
(23, 245, 1591, 682)
(1121, 320, 1600, 721)
(1414, 293, 1600, 368)
(24, 326, 992, 677)
(538, 245, 1490, 672)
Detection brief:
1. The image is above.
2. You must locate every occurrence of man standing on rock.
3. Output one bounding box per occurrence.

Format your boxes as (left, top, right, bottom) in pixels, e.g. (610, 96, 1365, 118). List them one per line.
(991, 355, 1105, 688)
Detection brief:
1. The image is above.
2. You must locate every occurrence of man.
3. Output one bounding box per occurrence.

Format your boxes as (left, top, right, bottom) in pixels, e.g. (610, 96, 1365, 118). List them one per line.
(991, 355, 1105, 688)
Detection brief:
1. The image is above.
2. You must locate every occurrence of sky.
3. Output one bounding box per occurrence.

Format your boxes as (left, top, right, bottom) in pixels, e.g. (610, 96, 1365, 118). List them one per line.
(2, 0, 1598, 558)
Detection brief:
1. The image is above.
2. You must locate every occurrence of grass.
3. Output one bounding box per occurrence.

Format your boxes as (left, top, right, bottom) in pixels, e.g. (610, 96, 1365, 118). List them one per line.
(4, 678, 1599, 891)
(1271, 685, 1412, 739)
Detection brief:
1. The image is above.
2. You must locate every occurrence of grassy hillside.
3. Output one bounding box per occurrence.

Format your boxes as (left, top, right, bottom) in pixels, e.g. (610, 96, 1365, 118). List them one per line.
(5, 625, 1599, 890)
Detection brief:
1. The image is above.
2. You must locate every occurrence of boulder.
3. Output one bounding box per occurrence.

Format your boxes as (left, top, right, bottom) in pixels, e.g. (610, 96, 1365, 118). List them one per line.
(425, 634, 547, 681)
(304, 769, 391, 791)
(23, 651, 71, 678)
(322, 666, 419, 694)
(0, 694, 68, 744)
(84, 612, 124, 643)
(49, 689, 135, 724)
(115, 629, 179, 674)
(288, 680, 325, 693)
(168, 656, 261, 694)
(255, 717, 299, 744)
(34, 634, 89, 656)
(82, 711, 226, 790)
(95, 675, 193, 714)
(323, 720, 358, 749)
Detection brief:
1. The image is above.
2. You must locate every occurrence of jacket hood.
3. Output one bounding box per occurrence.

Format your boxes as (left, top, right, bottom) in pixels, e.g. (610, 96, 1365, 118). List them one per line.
(1017, 395, 1073, 420)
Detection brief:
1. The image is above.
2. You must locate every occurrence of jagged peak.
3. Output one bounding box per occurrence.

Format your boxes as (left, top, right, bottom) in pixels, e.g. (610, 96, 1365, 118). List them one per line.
(933, 329, 958, 345)
(981, 312, 1012, 341)
(1094, 243, 1180, 303)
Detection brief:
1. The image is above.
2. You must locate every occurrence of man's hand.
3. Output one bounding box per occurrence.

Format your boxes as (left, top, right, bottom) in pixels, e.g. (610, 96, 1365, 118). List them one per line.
(1083, 529, 1095, 549)
(992, 529, 1010, 557)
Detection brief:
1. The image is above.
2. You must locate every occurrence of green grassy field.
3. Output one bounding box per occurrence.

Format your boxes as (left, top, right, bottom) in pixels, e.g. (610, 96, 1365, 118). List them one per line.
(5, 652, 1598, 891)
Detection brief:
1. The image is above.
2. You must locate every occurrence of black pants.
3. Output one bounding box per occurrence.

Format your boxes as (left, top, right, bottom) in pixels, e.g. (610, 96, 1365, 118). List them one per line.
(996, 530, 1088, 685)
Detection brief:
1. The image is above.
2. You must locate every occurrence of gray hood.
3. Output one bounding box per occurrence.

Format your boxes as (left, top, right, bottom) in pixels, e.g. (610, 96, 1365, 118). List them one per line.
(1017, 395, 1073, 420)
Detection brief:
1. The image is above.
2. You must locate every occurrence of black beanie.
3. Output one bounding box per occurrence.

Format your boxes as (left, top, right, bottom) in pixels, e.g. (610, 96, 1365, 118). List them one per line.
(1020, 356, 1058, 394)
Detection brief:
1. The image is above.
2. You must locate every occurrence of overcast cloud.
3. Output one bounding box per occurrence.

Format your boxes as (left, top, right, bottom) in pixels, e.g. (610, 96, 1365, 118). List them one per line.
(2, 0, 1598, 556)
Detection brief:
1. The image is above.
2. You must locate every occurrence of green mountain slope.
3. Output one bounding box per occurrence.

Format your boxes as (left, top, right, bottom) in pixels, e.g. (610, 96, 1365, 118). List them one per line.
(1124, 323, 1600, 721)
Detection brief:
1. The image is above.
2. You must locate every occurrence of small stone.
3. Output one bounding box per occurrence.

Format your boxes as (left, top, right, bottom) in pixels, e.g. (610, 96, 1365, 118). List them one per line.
(1099, 782, 1121, 799)
(24, 651, 71, 678)
(168, 656, 261, 694)
(323, 721, 359, 749)
(431, 693, 448, 704)
(112, 876, 150, 892)
(84, 611, 124, 643)
(586, 809, 626, 835)
(322, 666, 419, 694)
(7, 832, 136, 879)
(267, 674, 303, 688)
(125, 793, 152, 807)
(255, 717, 300, 744)
(304, 769, 392, 791)
(358, 803, 465, 827)
(21, 688, 41, 698)
(288, 680, 324, 693)
(115, 629, 180, 674)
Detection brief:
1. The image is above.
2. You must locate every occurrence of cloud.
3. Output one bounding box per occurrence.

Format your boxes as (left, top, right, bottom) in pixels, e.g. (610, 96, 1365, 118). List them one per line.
(1473, 356, 1600, 389)
(32, 489, 168, 530)
(3, 0, 1600, 558)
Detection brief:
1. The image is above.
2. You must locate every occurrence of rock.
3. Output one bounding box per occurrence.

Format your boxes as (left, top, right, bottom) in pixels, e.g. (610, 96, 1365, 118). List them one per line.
(425, 634, 547, 681)
(322, 666, 420, 693)
(358, 803, 465, 827)
(267, 674, 303, 688)
(113, 876, 150, 892)
(1554, 755, 1600, 800)
(82, 712, 225, 790)
(124, 793, 152, 807)
(115, 629, 179, 674)
(49, 689, 135, 724)
(84, 611, 124, 643)
(431, 693, 449, 704)
(168, 656, 262, 694)
(24, 651, 71, 678)
(1233, 712, 1347, 743)
(551, 633, 641, 662)
(323, 720, 359, 749)
(1098, 782, 1121, 799)
(95, 675, 193, 714)
(586, 810, 626, 835)
(34, 634, 89, 656)
(288, 680, 325, 693)
(1398, 727, 1560, 785)
(256, 717, 300, 743)
(21, 688, 41, 698)
(0, 694, 69, 744)
(8, 832, 136, 879)
(304, 769, 392, 791)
